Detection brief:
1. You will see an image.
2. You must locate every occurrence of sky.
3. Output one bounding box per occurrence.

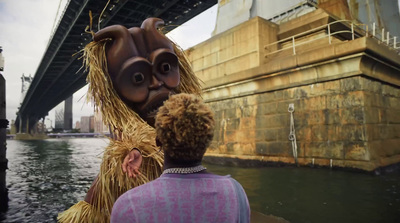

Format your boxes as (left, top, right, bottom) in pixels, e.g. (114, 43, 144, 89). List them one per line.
(0, 0, 217, 128)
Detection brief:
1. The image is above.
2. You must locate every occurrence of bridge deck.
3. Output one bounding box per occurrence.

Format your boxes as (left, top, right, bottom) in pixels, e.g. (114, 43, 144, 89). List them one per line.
(17, 0, 216, 130)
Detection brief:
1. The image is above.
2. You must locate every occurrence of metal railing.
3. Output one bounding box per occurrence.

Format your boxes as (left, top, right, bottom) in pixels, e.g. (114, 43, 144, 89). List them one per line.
(268, 0, 318, 24)
(264, 19, 400, 58)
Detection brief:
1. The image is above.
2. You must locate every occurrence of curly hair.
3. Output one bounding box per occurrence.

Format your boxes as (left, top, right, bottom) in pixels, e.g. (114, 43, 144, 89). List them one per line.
(155, 93, 215, 162)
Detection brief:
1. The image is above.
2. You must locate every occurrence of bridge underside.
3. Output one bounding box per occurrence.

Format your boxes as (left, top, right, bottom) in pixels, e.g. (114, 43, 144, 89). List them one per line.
(16, 0, 217, 133)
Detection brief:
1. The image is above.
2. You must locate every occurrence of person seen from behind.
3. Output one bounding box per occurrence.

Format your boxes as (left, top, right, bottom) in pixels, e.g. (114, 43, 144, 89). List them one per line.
(111, 93, 250, 223)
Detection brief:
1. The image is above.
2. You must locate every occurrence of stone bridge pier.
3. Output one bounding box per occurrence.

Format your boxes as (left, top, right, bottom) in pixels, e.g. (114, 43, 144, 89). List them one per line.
(188, 7, 400, 172)
(15, 115, 47, 140)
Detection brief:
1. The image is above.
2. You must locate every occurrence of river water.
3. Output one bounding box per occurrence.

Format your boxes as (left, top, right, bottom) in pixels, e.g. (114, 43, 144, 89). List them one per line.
(1, 138, 399, 223)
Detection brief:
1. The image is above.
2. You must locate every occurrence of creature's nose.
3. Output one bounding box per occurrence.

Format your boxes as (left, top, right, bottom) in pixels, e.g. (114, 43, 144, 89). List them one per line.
(148, 75, 164, 89)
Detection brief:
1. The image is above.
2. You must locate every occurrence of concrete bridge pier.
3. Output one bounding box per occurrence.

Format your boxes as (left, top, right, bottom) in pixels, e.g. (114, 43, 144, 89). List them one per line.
(15, 115, 46, 140)
(189, 3, 400, 172)
(17, 115, 29, 134)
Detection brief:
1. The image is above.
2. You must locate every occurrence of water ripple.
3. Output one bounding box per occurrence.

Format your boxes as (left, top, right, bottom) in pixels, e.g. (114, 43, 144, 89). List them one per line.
(1, 139, 400, 223)
(2, 138, 107, 222)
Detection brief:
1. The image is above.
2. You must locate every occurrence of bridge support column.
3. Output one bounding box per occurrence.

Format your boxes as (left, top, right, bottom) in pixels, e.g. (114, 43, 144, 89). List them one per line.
(18, 116, 22, 134)
(26, 117, 29, 134)
(15, 116, 47, 140)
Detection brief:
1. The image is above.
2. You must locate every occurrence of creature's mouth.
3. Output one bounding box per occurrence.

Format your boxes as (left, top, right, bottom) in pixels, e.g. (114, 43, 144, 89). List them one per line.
(144, 98, 167, 118)
(137, 90, 174, 125)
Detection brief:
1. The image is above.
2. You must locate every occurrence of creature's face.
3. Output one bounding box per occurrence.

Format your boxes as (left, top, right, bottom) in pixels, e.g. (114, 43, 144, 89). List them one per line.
(94, 18, 180, 126)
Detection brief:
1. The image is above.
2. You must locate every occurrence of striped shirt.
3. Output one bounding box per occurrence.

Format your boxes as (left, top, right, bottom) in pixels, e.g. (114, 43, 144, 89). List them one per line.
(111, 173, 250, 223)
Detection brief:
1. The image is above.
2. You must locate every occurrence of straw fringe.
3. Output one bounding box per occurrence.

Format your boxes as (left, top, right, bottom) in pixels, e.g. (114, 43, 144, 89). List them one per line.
(89, 133, 163, 222)
(59, 32, 202, 222)
(82, 40, 146, 136)
(58, 135, 163, 223)
(57, 201, 104, 223)
(172, 42, 203, 97)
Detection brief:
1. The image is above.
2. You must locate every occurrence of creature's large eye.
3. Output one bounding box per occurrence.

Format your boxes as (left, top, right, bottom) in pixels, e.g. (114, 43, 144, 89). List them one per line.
(116, 57, 151, 103)
(149, 49, 180, 88)
(160, 62, 171, 74)
(132, 72, 145, 84)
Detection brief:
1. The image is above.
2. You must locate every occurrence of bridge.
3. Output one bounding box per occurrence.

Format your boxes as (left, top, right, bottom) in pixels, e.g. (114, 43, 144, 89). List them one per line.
(15, 0, 217, 133)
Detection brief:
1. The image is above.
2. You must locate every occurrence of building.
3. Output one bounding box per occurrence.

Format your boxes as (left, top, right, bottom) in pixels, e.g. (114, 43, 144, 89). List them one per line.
(80, 116, 94, 133)
(90, 116, 94, 133)
(54, 104, 64, 130)
(63, 96, 73, 131)
(34, 121, 46, 134)
(54, 96, 73, 131)
(94, 110, 110, 134)
(75, 121, 80, 130)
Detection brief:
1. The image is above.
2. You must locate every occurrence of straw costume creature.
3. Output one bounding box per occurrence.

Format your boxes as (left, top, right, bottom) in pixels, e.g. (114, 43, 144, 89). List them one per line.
(57, 17, 202, 223)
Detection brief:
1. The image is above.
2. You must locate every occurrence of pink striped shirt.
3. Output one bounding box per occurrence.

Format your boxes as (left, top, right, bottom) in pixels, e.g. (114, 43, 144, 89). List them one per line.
(111, 173, 250, 223)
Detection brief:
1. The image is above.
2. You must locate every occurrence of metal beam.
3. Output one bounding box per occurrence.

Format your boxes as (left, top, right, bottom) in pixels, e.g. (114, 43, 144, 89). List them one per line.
(16, 0, 218, 128)
(19, 0, 91, 115)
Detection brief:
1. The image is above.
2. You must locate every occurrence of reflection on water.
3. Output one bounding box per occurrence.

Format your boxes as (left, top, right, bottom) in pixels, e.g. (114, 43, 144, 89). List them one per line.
(1, 138, 400, 223)
(206, 164, 400, 223)
(2, 138, 108, 222)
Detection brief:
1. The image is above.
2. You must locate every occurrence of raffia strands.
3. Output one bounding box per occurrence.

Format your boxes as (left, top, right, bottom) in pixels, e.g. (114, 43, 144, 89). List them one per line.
(57, 201, 103, 223)
(58, 32, 202, 222)
(172, 41, 203, 97)
(158, 26, 203, 97)
(82, 39, 148, 136)
(90, 131, 163, 222)
(58, 120, 163, 222)
(82, 38, 203, 138)
(72, 39, 164, 222)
